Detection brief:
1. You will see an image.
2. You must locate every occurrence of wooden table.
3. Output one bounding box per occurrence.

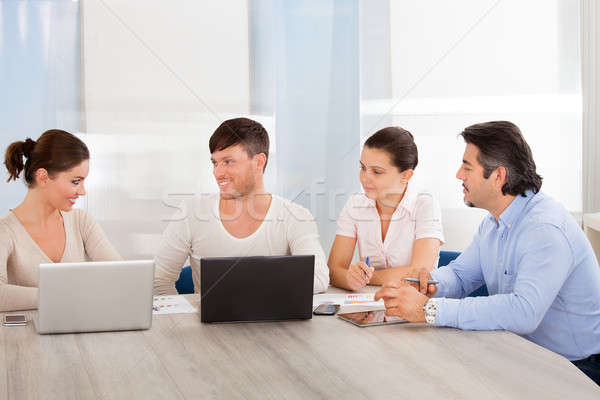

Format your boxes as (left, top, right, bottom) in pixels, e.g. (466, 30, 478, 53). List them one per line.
(2, 290, 599, 399)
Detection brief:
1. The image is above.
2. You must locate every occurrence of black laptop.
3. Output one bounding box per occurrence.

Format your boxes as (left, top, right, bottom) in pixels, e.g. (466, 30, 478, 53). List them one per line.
(200, 255, 314, 323)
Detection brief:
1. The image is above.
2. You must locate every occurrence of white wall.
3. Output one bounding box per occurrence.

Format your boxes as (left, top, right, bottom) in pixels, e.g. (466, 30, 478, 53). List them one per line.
(82, 0, 250, 132)
(81, 1, 254, 259)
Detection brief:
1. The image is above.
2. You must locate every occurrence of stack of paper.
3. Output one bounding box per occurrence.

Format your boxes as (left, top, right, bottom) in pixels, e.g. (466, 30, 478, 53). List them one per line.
(152, 295, 197, 315)
(313, 293, 384, 308)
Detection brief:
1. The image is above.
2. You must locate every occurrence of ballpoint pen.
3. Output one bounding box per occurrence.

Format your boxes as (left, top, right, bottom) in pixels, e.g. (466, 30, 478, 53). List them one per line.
(404, 277, 439, 285)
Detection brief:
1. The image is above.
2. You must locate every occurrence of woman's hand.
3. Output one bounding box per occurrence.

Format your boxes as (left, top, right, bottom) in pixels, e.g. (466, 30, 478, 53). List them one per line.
(346, 261, 375, 291)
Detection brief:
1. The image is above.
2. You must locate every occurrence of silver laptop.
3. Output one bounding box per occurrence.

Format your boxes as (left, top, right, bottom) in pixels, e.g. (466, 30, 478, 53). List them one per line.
(36, 260, 154, 334)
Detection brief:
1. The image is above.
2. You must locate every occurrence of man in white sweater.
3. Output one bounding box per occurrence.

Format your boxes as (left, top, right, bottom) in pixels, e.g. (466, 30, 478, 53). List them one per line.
(154, 118, 330, 295)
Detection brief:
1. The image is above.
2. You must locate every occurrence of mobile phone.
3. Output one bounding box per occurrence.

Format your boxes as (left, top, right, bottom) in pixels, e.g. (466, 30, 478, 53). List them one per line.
(313, 304, 340, 315)
(3, 314, 27, 326)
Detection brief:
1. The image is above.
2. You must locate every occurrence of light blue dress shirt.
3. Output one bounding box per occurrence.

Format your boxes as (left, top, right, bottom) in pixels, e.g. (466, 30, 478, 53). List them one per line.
(431, 190, 600, 361)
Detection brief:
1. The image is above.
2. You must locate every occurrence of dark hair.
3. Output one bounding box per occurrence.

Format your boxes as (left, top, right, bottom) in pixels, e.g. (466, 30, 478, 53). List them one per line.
(460, 121, 542, 196)
(4, 129, 90, 186)
(209, 118, 270, 171)
(364, 127, 418, 172)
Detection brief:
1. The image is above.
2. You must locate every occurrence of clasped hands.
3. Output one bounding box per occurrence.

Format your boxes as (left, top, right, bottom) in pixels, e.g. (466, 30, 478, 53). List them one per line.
(374, 268, 437, 323)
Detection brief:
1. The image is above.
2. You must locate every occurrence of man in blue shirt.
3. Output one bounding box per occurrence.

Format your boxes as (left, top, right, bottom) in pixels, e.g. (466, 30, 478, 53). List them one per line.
(375, 121, 600, 384)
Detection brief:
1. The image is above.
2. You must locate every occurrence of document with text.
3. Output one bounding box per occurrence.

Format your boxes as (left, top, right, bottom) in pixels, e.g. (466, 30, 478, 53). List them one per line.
(153, 295, 197, 315)
(313, 293, 384, 308)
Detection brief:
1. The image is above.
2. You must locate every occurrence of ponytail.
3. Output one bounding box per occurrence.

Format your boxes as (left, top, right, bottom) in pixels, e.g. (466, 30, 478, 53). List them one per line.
(4, 138, 36, 182)
(4, 130, 89, 186)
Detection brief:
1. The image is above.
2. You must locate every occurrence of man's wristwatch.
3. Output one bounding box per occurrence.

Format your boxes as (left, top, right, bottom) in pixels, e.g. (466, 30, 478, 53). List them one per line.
(423, 298, 438, 325)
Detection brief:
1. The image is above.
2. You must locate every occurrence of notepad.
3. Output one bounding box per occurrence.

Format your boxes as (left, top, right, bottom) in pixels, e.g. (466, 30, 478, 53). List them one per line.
(313, 293, 384, 308)
(152, 295, 197, 315)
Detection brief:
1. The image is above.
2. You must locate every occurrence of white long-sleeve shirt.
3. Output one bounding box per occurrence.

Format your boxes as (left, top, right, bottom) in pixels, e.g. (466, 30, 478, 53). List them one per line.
(154, 194, 330, 295)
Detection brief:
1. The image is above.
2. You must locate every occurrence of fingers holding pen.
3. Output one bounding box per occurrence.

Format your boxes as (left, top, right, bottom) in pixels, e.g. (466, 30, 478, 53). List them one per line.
(418, 269, 430, 294)
(358, 262, 374, 281)
(347, 261, 374, 290)
(403, 268, 438, 297)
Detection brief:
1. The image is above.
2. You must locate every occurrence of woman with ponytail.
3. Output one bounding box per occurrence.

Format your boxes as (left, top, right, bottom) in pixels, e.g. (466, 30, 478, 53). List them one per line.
(328, 127, 445, 291)
(0, 129, 120, 312)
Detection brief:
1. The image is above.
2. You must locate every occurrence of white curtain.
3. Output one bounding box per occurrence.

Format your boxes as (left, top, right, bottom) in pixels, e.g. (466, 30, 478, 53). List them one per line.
(81, 1, 256, 259)
(80, 0, 582, 258)
(582, 0, 600, 214)
(0, 1, 81, 212)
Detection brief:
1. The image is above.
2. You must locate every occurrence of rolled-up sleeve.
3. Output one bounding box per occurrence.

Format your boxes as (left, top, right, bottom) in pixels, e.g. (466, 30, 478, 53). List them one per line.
(413, 193, 445, 244)
(433, 224, 572, 334)
(335, 197, 357, 238)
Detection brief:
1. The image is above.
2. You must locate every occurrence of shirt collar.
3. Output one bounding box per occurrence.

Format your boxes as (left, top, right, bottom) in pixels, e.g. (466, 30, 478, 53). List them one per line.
(397, 182, 418, 214)
(495, 189, 535, 228)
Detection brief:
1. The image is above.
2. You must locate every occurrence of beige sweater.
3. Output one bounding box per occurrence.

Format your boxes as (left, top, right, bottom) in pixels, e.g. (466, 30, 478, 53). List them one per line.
(0, 209, 121, 312)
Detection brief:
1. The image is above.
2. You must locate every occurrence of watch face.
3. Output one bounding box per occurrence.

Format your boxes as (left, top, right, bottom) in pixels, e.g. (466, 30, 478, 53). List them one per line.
(424, 299, 437, 324)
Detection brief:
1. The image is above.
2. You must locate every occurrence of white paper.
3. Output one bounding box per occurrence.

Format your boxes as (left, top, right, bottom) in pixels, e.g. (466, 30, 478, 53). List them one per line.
(152, 295, 197, 315)
(313, 293, 384, 308)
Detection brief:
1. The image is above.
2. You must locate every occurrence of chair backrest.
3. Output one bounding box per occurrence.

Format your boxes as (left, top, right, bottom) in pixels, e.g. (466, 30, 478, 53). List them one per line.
(175, 265, 194, 294)
(438, 250, 460, 267)
(437, 250, 488, 297)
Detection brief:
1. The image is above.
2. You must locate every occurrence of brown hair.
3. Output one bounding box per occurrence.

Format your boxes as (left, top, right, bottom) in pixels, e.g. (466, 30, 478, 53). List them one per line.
(364, 127, 418, 172)
(4, 129, 90, 186)
(209, 118, 270, 171)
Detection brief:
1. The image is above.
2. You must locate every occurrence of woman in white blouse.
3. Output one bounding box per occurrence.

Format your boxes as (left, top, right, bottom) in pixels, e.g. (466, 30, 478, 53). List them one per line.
(0, 130, 120, 312)
(328, 127, 444, 291)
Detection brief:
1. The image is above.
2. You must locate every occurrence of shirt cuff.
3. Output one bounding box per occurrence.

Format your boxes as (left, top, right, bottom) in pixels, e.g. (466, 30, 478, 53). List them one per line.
(434, 297, 460, 328)
(334, 230, 356, 238)
(415, 232, 445, 246)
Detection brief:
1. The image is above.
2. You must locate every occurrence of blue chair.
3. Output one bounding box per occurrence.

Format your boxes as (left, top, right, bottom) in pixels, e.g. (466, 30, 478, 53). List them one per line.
(438, 250, 488, 297)
(175, 265, 194, 294)
(437, 250, 461, 269)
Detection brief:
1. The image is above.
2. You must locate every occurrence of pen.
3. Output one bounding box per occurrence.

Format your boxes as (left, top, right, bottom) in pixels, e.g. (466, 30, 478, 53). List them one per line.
(361, 257, 371, 281)
(404, 277, 439, 285)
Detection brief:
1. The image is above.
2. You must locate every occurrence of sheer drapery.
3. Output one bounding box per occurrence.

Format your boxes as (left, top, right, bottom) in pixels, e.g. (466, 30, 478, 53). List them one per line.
(361, 0, 581, 250)
(0, 1, 81, 211)
(582, 0, 600, 214)
(1, 1, 583, 257)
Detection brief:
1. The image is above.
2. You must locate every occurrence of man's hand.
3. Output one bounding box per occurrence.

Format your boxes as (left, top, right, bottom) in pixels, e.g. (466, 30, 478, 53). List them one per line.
(404, 268, 438, 298)
(374, 281, 429, 322)
(346, 261, 374, 291)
